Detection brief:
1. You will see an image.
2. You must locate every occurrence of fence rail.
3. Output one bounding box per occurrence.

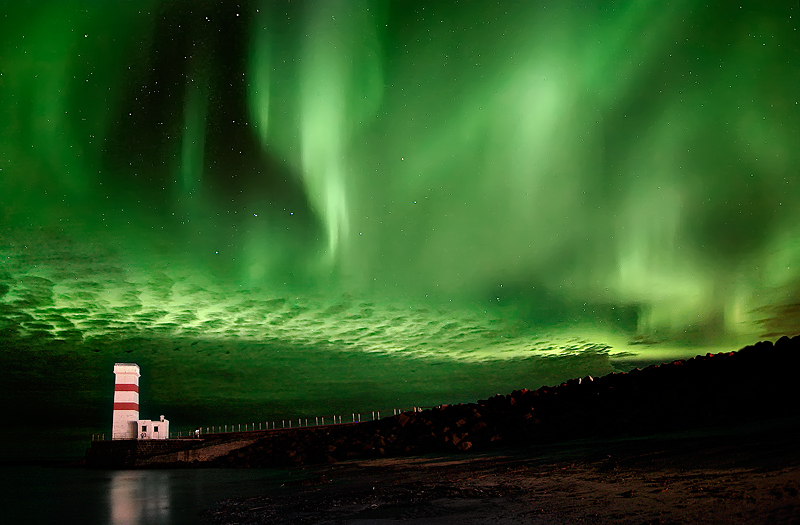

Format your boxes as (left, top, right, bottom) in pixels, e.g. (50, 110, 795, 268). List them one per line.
(91, 406, 430, 441)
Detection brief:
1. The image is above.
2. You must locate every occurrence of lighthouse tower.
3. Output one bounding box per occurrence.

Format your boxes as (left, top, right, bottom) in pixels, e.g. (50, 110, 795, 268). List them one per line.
(112, 363, 140, 439)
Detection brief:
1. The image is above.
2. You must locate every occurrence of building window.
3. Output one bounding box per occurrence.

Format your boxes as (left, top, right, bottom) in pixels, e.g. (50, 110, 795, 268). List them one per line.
(154, 426, 158, 432)
(142, 425, 147, 432)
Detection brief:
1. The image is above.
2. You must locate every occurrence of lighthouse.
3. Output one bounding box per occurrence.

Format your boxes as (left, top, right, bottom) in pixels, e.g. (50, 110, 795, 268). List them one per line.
(112, 363, 140, 439)
(111, 363, 170, 440)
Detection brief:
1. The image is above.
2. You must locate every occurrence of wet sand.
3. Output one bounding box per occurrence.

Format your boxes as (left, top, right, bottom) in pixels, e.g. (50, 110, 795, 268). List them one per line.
(203, 417, 800, 524)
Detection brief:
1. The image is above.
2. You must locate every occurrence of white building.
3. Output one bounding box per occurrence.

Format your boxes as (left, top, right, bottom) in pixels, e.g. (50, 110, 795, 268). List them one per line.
(136, 415, 169, 440)
(112, 363, 170, 440)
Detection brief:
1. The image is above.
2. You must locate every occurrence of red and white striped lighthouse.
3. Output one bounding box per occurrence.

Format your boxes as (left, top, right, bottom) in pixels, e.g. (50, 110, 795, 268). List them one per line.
(112, 363, 140, 439)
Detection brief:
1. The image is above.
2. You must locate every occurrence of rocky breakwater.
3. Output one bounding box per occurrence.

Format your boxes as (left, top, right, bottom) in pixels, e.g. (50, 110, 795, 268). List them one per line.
(212, 336, 800, 468)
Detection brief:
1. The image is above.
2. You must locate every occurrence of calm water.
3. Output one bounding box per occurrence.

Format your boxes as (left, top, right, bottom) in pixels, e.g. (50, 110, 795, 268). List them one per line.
(0, 465, 292, 524)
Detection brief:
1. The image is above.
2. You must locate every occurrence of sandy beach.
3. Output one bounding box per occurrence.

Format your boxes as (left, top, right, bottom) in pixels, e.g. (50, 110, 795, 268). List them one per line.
(203, 417, 800, 524)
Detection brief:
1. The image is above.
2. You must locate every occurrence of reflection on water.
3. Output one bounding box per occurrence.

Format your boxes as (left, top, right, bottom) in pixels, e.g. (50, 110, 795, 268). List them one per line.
(110, 471, 171, 524)
(1, 465, 289, 525)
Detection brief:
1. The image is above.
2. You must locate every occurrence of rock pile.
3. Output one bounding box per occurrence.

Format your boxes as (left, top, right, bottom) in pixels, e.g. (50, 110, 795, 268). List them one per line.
(212, 336, 800, 468)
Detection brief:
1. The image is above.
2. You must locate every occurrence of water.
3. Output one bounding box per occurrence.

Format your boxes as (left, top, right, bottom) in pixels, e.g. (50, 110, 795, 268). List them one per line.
(0, 465, 291, 524)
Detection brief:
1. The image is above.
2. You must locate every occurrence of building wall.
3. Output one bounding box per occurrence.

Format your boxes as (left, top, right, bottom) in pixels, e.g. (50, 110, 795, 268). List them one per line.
(136, 418, 170, 440)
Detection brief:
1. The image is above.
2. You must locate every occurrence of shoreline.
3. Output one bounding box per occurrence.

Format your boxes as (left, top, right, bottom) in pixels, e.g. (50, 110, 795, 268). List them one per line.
(203, 416, 800, 524)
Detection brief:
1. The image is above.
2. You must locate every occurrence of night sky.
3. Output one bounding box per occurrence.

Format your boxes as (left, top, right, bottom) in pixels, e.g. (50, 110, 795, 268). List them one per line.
(1, 0, 799, 459)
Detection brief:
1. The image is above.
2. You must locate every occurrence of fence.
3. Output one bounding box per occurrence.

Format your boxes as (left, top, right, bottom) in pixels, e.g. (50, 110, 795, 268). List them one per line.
(91, 406, 430, 441)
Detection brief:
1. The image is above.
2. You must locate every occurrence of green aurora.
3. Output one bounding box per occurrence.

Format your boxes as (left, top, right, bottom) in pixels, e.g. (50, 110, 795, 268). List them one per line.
(1, 0, 799, 459)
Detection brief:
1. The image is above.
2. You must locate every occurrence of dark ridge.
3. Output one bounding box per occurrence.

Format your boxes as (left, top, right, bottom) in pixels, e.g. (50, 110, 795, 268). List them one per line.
(85, 336, 800, 469)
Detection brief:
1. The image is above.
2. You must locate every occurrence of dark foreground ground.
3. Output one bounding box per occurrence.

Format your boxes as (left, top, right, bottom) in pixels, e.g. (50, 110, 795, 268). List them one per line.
(204, 416, 800, 524)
